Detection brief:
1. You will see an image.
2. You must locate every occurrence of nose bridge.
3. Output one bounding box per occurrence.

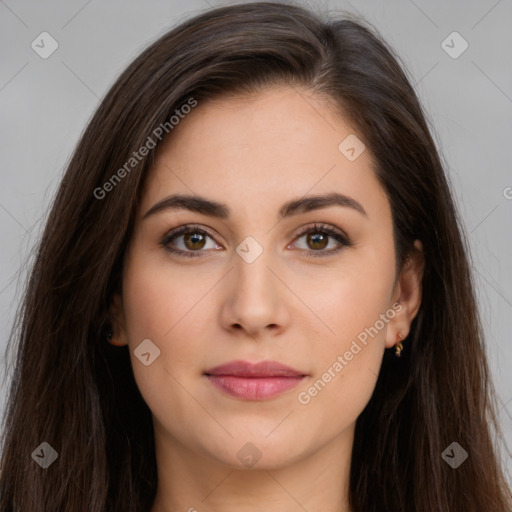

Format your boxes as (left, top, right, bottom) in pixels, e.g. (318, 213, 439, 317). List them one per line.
(221, 235, 288, 332)
(233, 239, 278, 306)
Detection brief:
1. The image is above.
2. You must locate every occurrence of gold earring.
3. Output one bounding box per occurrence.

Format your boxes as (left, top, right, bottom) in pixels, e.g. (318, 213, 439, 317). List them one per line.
(395, 332, 403, 357)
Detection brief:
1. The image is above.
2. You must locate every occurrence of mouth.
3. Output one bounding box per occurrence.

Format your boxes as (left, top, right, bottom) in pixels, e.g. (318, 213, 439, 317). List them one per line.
(204, 359, 308, 401)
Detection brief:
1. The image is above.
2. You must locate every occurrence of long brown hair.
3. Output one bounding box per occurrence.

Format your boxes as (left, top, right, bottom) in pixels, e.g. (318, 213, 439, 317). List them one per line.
(1, 2, 510, 510)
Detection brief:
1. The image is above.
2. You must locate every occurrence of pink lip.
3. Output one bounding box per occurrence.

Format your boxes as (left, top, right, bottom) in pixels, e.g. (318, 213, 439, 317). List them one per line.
(204, 360, 307, 401)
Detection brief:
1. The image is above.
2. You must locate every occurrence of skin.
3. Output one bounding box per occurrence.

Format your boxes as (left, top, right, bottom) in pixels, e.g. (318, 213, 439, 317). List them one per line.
(109, 85, 424, 512)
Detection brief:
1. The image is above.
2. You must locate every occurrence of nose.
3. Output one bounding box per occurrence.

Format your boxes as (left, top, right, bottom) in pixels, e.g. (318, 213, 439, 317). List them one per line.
(219, 247, 291, 338)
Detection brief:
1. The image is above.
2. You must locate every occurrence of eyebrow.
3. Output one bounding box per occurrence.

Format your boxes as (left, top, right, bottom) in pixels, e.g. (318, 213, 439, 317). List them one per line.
(143, 192, 368, 220)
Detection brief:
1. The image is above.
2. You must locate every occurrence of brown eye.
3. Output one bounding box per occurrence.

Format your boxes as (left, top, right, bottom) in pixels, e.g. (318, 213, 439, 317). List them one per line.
(306, 232, 329, 250)
(184, 232, 206, 250)
(292, 223, 352, 257)
(161, 225, 222, 258)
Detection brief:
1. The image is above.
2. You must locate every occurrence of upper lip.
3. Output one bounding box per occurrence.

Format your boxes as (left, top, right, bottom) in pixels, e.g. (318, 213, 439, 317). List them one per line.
(204, 360, 306, 378)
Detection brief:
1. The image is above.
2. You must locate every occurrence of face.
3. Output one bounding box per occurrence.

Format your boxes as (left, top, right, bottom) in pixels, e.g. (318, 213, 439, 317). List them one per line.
(110, 85, 423, 470)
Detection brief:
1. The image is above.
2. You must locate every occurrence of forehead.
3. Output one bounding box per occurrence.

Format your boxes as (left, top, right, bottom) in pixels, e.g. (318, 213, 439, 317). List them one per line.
(141, 86, 390, 222)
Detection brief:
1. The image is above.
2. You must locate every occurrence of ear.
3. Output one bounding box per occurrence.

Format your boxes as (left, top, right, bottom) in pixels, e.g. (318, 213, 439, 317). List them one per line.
(107, 292, 129, 347)
(385, 239, 425, 349)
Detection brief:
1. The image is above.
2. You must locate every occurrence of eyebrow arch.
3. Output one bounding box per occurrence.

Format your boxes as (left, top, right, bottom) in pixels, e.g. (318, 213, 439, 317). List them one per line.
(143, 192, 367, 220)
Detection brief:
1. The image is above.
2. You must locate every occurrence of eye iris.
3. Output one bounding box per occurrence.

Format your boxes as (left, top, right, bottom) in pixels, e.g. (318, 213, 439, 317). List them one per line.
(184, 232, 206, 250)
(307, 232, 328, 250)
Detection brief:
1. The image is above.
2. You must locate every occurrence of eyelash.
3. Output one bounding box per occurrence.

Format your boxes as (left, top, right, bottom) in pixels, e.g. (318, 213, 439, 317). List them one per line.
(160, 222, 353, 259)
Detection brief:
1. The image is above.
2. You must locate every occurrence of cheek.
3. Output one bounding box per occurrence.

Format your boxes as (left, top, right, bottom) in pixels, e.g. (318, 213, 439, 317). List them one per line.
(295, 299, 387, 438)
(122, 250, 214, 340)
(294, 249, 395, 416)
(296, 246, 395, 348)
(121, 258, 217, 430)
(121, 248, 225, 376)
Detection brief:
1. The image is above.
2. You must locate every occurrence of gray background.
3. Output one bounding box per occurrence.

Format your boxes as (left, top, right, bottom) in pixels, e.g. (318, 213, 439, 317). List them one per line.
(1, 0, 511, 483)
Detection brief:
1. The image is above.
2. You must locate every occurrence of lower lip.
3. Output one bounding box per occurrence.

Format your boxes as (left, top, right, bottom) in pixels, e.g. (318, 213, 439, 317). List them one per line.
(206, 375, 305, 400)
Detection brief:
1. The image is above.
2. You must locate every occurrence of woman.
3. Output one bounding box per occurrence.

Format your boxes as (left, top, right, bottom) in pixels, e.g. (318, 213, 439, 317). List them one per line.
(1, 2, 510, 511)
